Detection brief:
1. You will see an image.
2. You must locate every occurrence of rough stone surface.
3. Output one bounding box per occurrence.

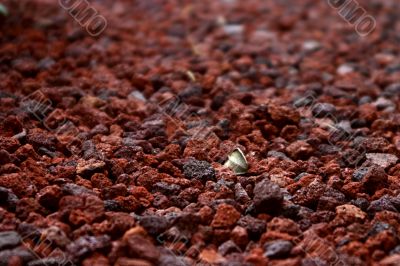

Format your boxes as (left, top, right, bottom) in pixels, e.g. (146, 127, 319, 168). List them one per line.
(253, 178, 284, 214)
(0, 231, 21, 250)
(66, 235, 110, 259)
(183, 159, 216, 182)
(211, 203, 241, 228)
(1, 1, 400, 265)
(264, 240, 293, 258)
(125, 234, 160, 263)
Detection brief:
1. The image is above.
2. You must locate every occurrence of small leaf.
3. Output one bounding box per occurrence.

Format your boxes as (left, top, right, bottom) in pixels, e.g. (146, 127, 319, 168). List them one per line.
(223, 148, 248, 175)
(0, 4, 8, 16)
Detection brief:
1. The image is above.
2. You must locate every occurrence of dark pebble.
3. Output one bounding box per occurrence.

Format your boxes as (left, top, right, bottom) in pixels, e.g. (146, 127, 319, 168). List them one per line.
(237, 215, 266, 240)
(138, 215, 170, 236)
(390, 245, 400, 255)
(66, 235, 110, 259)
(358, 96, 372, 105)
(350, 198, 369, 211)
(183, 159, 215, 182)
(0, 231, 21, 250)
(253, 178, 283, 214)
(153, 182, 181, 195)
(62, 183, 95, 196)
(383, 83, 400, 97)
(0, 247, 36, 265)
(17, 222, 41, 240)
(104, 200, 121, 211)
(218, 240, 241, 256)
(263, 240, 293, 258)
(367, 195, 397, 213)
(366, 222, 393, 238)
(0, 186, 10, 202)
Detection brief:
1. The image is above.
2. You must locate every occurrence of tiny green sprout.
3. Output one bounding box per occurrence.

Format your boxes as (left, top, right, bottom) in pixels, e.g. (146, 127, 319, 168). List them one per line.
(223, 148, 248, 175)
(0, 4, 8, 16)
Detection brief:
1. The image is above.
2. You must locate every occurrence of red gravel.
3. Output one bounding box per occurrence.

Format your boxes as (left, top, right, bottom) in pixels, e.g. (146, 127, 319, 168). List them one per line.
(1, 0, 400, 265)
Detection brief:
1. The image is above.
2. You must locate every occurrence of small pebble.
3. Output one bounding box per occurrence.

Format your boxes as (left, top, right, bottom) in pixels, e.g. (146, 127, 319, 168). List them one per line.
(183, 159, 216, 182)
(264, 240, 293, 258)
(312, 103, 336, 117)
(211, 203, 241, 228)
(253, 178, 284, 214)
(0, 231, 21, 250)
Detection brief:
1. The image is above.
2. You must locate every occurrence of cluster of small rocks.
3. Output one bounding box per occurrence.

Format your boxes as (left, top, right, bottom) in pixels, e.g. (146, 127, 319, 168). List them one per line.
(1, 0, 400, 265)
